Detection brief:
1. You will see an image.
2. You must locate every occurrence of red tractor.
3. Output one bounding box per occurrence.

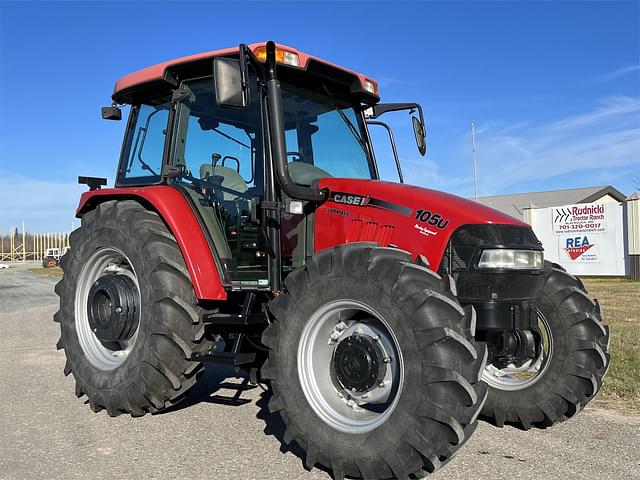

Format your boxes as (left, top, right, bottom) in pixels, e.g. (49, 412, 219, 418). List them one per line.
(55, 42, 610, 479)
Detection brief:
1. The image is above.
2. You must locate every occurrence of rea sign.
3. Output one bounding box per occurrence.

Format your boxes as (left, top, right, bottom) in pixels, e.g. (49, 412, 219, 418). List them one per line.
(562, 235, 599, 262)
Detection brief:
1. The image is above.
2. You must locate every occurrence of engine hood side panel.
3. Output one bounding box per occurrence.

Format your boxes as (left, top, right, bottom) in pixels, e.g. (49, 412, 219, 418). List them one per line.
(315, 178, 529, 269)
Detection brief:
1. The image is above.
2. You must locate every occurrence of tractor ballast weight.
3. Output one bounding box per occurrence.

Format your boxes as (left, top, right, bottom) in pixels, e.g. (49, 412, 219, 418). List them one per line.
(56, 41, 610, 479)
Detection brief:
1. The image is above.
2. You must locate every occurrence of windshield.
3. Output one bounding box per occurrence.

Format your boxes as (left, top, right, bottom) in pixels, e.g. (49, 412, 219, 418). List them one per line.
(281, 83, 374, 185)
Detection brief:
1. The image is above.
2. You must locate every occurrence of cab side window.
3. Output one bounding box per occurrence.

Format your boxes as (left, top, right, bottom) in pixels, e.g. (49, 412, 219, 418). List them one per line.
(119, 99, 171, 184)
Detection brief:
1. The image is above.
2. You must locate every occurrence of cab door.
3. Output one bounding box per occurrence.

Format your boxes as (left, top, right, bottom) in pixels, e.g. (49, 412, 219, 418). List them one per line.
(170, 76, 269, 288)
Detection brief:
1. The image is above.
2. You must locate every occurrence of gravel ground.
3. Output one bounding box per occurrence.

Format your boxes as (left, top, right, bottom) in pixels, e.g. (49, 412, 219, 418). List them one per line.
(1, 264, 638, 480)
(0, 262, 62, 314)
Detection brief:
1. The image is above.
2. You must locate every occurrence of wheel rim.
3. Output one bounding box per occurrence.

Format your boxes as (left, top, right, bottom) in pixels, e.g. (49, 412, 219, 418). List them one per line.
(482, 310, 553, 391)
(75, 247, 141, 371)
(297, 300, 404, 433)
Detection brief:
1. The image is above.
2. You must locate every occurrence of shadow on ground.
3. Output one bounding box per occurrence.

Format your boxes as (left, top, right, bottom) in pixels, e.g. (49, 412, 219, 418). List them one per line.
(160, 365, 256, 412)
(159, 365, 311, 469)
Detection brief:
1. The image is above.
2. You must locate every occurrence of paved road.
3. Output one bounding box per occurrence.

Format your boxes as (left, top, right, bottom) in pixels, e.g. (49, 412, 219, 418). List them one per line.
(1, 264, 638, 480)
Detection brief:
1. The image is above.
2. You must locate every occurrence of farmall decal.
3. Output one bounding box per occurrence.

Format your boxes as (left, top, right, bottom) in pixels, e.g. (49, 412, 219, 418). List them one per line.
(561, 235, 600, 262)
(553, 204, 606, 234)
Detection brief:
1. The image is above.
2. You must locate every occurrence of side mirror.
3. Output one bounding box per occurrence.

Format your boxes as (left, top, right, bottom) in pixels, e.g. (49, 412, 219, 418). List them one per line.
(367, 102, 427, 156)
(213, 57, 248, 108)
(101, 106, 122, 121)
(412, 116, 426, 156)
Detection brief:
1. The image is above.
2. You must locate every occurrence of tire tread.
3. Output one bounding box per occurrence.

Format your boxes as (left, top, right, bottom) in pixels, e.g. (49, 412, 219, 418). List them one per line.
(264, 243, 486, 479)
(54, 200, 212, 417)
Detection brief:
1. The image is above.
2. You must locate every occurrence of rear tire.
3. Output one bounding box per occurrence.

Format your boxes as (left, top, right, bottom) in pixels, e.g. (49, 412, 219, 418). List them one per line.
(262, 244, 487, 479)
(480, 261, 611, 429)
(54, 200, 213, 416)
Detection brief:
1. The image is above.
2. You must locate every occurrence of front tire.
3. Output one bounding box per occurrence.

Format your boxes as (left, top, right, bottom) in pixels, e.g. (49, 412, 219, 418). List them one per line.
(262, 244, 487, 479)
(54, 200, 213, 416)
(480, 262, 611, 429)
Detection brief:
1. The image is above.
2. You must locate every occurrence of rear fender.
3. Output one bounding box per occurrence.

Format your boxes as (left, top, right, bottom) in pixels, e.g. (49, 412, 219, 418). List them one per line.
(77, 185, 227, 301)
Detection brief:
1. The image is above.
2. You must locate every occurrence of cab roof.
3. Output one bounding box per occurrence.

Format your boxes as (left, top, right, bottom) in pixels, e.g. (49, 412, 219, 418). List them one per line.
(113, 42, 379, 104)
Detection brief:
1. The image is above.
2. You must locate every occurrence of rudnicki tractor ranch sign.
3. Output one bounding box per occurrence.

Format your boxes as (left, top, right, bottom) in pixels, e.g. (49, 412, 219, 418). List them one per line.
(553, 204, 606, 234)
(530, 202, 626, 275)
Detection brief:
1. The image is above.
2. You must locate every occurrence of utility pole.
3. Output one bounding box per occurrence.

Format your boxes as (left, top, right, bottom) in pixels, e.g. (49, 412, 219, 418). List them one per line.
(471, 121, 479, 202)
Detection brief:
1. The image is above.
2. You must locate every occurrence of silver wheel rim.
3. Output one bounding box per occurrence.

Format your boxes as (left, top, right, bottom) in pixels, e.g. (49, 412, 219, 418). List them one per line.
(297, 300, 404, 433)
(75, 247, 141, 371)
(482, 310, 553, 391)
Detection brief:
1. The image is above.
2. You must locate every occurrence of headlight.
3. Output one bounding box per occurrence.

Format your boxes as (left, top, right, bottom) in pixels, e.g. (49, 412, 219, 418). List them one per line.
(478, 249, 543, 270)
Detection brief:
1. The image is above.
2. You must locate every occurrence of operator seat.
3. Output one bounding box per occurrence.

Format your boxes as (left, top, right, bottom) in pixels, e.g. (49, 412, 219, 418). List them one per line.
(199, 164, 248, 200)
(198, 163, 251, 264)
(288, 161, 332, 186)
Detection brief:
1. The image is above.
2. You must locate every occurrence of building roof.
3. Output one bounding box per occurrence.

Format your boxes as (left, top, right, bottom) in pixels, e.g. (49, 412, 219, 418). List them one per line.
(476, 185, 627, 219)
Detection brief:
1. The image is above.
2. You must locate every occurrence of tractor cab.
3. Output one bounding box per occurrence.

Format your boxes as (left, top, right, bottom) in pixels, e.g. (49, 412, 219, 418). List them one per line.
(107, 42, 425, 290)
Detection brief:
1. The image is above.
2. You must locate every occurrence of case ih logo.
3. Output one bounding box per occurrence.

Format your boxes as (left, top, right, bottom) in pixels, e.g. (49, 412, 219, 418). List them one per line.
(331, 192, 369, 207)
(564, 236, 594, 260)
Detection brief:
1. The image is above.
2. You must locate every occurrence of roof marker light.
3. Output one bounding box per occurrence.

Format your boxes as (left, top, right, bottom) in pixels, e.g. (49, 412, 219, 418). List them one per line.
(364, 79, 378, 95)
(254, 46, 300, 67)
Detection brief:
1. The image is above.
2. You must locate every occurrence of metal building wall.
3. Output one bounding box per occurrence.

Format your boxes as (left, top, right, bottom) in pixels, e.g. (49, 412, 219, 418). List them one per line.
(627, 193, 640, 280)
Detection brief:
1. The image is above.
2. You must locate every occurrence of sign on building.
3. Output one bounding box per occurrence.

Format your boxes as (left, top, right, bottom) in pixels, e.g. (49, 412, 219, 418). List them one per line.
(528, 202, 626, 276)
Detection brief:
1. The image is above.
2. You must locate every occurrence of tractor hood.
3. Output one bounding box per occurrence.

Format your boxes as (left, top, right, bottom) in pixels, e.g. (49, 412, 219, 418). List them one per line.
(314, 178, 530, 269)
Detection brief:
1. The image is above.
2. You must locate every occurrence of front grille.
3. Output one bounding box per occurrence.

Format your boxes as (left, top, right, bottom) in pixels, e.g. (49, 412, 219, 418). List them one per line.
(440, 224, 543, 301)
(439, 241, 468, 283)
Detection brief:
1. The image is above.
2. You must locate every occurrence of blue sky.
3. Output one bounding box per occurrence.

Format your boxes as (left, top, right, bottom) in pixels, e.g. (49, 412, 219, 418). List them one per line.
(1, 0, 639, 231)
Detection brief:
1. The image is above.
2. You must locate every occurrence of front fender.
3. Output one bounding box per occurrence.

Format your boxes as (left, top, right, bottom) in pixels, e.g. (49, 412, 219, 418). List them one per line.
(77, 186, 227, 301)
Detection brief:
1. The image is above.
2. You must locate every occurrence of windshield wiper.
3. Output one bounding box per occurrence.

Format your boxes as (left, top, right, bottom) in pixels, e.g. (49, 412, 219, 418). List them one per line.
(212, 127, 252, 150)
(137, 149, 158, 175)
(322, 85, 368, 154)
(128, 108, 161, 176)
